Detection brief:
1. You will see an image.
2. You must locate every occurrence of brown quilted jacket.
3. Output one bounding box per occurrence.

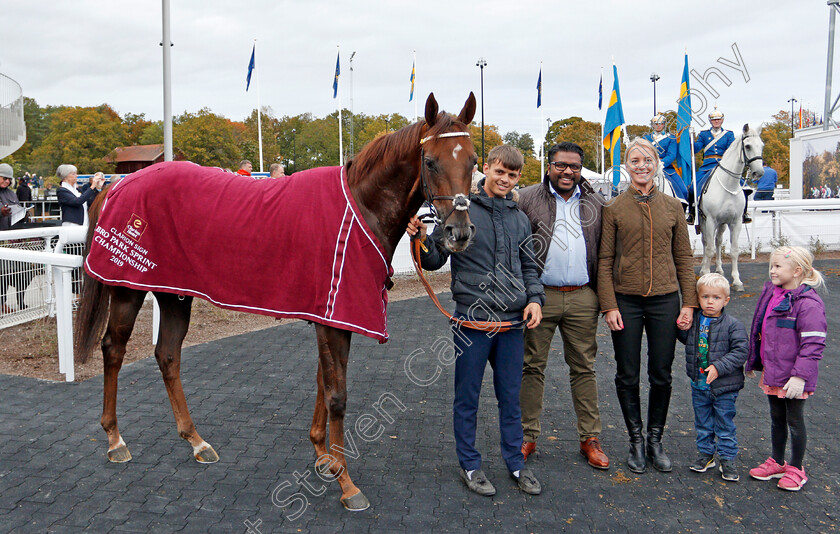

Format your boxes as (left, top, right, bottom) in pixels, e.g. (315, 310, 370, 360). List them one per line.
(597, 186, 698, 312)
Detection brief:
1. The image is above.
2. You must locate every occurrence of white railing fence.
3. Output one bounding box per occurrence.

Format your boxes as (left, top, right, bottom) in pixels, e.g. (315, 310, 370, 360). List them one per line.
(0, 226, 87, 382)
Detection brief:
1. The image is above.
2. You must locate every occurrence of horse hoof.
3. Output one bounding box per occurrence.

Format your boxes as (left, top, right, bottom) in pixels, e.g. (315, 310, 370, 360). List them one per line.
(733, 284, 745, 292)
(107, 445, 132, 463)
(195, 446, 219, 464)
(341, 490, 370, 512)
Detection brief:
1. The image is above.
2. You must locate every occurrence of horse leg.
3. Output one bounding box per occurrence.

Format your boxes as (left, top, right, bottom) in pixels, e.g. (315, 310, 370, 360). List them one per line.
(310, 360, 330, 473)
(714, 225, 725, 274)
(700, 216, 716, 276)
(152, 292, 218, 463)
(101, 286, 146, 462)
(729, 222, 744, 291)
(315, 325, 369, 511)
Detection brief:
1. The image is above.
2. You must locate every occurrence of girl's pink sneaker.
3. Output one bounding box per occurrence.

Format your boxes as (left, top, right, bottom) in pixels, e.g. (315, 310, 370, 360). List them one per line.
(749, 457, 787, 480)
(777, 465, 808, 491)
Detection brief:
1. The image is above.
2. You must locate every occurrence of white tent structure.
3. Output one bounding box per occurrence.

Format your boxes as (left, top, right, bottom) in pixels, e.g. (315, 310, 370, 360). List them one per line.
(0, 73, 25, 160)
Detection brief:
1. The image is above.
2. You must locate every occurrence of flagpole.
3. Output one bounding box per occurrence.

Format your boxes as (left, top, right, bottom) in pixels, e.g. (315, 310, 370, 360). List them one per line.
(539, 61, 544, 178)
(600, 67, 604, 176)
(254, 39, 264, 173)
(337, 45, 344, 167)
(690, 129, 698, 223)
(413, 50, 418, 121)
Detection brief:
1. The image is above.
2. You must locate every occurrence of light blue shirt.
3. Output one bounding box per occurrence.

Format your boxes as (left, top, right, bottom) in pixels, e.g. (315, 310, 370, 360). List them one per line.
(540, 186, 589, 287)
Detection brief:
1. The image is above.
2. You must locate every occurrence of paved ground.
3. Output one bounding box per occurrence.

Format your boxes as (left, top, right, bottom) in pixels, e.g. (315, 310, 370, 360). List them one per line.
(1, 260, 839, 533)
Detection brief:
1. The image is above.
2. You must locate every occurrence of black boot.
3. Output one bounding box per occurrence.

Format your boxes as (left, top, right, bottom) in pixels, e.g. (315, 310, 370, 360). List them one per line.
(686, 190, 696, 224)
(742, 189, 752, 223)
(646, 386, 672, 472)
(616, 386, 646, 473)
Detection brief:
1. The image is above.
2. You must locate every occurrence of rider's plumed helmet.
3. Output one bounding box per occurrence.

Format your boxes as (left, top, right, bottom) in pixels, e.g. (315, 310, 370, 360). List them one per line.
(651, 113, 666, 125)
(708, 108, 724, 120)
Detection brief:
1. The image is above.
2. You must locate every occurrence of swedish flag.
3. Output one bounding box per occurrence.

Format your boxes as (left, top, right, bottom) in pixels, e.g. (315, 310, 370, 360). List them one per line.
(676, 54, 693, 187)
(410, 61, 415, 102)
(602, 64, 625, 187)
(333, 52, 340, 99)
(536, 68, 542, 108)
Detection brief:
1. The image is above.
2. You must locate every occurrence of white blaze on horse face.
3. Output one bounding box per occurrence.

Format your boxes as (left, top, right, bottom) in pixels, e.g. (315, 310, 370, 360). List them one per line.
(452, 144, 462, 161)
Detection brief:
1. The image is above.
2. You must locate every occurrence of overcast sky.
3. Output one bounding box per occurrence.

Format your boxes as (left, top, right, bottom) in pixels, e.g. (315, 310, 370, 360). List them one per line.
(1, 0, 832, 144)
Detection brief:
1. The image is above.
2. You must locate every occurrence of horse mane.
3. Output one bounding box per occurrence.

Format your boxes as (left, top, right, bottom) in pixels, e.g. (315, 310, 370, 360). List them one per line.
(346, 113, 461, 187)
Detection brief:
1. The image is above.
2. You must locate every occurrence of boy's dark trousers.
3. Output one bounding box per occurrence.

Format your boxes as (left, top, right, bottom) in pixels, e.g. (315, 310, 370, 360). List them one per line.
(453, 322, 526, 474)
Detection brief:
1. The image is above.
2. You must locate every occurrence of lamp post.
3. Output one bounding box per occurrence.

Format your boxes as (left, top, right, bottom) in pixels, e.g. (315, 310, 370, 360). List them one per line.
(384, 117, 390, 134)
(349, 51, 356, 155)
(292, 128, 297, 172)
(788, 96, 798, 137)
(476, 57, 487, 167)
(650, 73, 660, 115)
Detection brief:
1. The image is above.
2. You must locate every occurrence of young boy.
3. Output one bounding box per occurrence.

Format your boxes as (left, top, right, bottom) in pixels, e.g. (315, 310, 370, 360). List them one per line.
(677, 273, 749, 481)
(406, 145, 545, 496)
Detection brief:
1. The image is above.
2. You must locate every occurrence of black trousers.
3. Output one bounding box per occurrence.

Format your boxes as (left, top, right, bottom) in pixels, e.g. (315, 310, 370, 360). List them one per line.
(611, 292, 681, 390)
(769, 395, 807, 469)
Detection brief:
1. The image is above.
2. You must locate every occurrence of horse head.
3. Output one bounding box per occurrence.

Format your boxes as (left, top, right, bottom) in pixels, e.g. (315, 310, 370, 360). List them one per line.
(420, 92, 477, 252)
(742, 123, 765, 182)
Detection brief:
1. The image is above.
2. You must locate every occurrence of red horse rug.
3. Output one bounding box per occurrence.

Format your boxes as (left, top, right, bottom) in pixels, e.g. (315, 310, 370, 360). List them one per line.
(85, 161, 393, 342)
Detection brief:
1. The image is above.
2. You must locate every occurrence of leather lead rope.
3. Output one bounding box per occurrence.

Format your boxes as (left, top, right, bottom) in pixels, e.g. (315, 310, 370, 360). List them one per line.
(410, 238, 525, 333)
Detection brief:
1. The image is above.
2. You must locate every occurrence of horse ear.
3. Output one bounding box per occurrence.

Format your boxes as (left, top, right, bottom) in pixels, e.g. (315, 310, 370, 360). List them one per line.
(743, 123, 750, 135)
(457, 92, 477, 125)
(425, 93, 439, 127)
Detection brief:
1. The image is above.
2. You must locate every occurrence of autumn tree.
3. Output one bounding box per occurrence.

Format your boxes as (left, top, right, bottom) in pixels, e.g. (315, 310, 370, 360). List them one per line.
(172, 108, 242, 167)
(760, 110, 792, 187)
(28, 104, 127, 175)
(503, 131, 536, 159)
(469, 122, 504, 166)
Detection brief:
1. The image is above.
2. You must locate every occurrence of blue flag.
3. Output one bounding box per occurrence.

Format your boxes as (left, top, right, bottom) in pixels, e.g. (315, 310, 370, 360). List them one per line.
(598, 73, 603, 110)
(536, 68, 542, 108)
(410, 61, 415, 102)
(246, 45, 255, 92)
(676, 53, 693, 188)
(333, 52, 340, 99)
(602, 65, 625, 187)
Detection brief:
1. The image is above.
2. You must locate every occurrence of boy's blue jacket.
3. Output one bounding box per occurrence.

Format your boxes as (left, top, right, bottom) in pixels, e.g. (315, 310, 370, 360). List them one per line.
(419, 180, 545, 322)
(677, 309, 749, 395)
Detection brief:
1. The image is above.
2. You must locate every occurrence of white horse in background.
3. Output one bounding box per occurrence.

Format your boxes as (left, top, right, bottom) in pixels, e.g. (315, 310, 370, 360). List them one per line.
(697, 123, 764, 291)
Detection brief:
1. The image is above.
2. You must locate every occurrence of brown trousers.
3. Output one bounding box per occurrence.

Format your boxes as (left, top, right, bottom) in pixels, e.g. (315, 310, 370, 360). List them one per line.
(521, 285, 601, 442)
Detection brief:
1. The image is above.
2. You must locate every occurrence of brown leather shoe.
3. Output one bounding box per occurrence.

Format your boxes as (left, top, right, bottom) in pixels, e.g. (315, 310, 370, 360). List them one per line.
(521, 441, 536, 462)
(580, 437, 610, 470)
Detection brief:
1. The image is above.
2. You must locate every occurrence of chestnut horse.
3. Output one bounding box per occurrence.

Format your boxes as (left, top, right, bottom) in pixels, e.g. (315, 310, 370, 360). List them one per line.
(73, 93, 477, 511)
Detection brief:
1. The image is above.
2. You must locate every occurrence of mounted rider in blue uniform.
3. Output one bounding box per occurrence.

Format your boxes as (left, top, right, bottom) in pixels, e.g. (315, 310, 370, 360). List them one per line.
(643, 114, 687, 201)
(686, 107, 752, 224)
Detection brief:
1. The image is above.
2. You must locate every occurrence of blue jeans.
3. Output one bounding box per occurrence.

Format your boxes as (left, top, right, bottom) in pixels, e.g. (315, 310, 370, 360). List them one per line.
(691, 387, 739, 460)
(754, 190, 774, 200)
(453, 322, 525, 473)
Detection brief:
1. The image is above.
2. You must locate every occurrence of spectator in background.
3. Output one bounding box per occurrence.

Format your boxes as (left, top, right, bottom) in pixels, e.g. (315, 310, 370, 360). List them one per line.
(57, 165, 104, 226)
(15, 176, 32, 202)
(236, 160, 253, 177)
(754, 165, 778, 201)
(0, 164, 20, 230)
(269, 163, 285, 178)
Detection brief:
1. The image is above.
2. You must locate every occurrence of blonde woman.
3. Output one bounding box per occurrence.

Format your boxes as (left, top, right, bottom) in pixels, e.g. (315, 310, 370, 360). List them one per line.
(598, 138, 698, 474)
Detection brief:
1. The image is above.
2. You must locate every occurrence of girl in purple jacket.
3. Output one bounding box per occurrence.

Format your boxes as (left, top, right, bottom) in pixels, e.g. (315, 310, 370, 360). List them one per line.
(746, 246, 826, 491)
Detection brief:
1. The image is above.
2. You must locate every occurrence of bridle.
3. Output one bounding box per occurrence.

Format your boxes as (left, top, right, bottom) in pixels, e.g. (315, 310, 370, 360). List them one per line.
(411, 129, 525, 332)
(714, 132, 763, 195)
(418, 131, 472, 225)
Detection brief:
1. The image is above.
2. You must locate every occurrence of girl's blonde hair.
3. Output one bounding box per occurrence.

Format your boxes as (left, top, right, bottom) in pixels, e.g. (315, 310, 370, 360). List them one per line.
(770, 246, 825, 289)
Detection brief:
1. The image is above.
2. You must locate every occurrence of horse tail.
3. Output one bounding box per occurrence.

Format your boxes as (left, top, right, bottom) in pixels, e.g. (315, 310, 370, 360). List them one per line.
(74, 190, 111, 364)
